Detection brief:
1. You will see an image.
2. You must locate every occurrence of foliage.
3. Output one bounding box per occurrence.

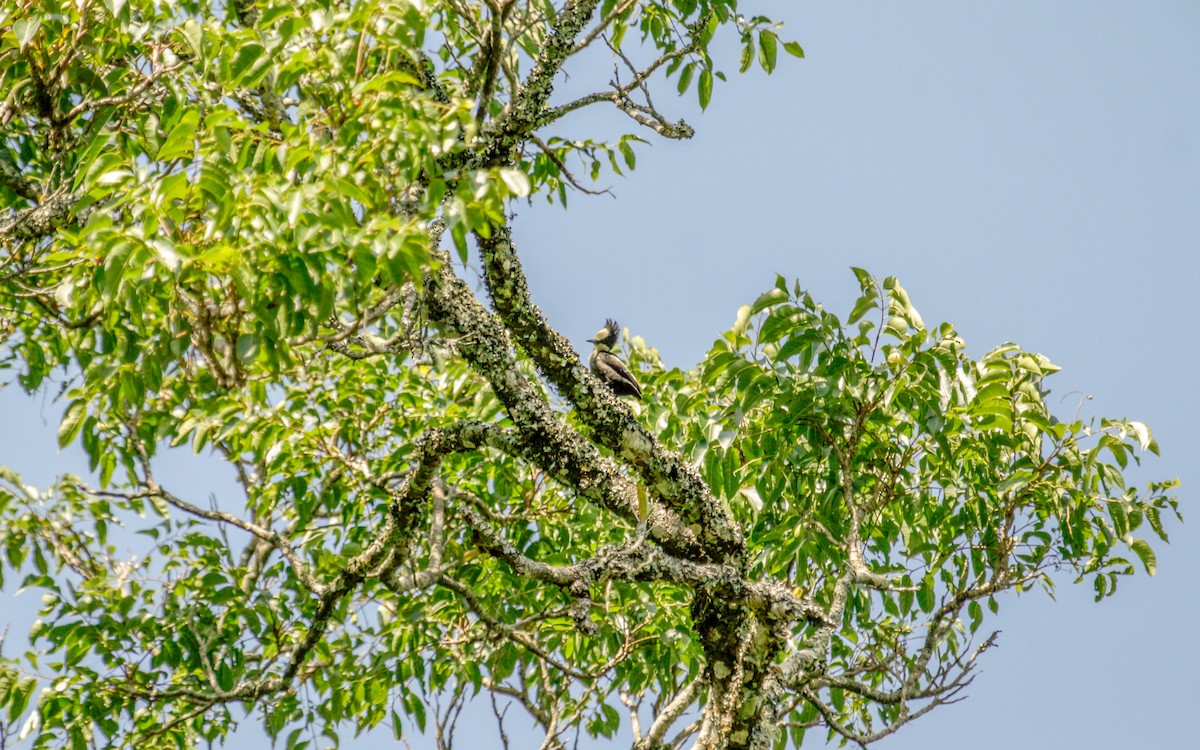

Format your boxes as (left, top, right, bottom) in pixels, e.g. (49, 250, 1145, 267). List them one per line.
(0, 1, 1177, 749)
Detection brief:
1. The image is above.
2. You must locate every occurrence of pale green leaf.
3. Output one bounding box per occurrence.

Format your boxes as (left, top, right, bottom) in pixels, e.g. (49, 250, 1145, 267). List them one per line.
(499, 168, 530, 197)
(175, 18, 204, 60)
(758, 30, 778, 73)
(1129, 421, 1152, 451)
(732, 304, 752, 336)
(236, 334, 260, 364)
(739, 37, 753, 73)
(14, 16, 41, 50)
(58, 400, 87, 449)
(229, 42, 271, 87)
(1130, 538, 1157, 575)
(158, 110, 199, 163)
(355, 70, 421, 94)
(96, 169, 134, 186)
(101, 239, 136, 302)
(7, 678, 35, 724)
(750, 287, 789, 315)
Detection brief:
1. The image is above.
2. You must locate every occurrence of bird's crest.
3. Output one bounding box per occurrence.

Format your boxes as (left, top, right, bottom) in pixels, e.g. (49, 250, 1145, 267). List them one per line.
(589, 318, 621, 346)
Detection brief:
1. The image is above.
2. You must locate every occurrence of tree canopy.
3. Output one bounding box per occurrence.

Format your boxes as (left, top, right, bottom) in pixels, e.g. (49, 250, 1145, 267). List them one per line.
(0, 1, 1179, 749)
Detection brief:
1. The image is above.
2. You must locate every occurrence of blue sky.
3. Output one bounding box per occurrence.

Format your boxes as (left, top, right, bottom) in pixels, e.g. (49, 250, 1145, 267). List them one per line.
(3, 2, 1197, 747)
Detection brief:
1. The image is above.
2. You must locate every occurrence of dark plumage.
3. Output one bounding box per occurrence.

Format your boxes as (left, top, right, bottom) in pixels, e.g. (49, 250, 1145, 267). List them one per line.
(587, 318, 642, 399)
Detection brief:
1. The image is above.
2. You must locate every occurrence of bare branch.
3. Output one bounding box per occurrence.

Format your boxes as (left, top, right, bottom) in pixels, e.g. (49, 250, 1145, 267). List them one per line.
(550, 30, 701, 140)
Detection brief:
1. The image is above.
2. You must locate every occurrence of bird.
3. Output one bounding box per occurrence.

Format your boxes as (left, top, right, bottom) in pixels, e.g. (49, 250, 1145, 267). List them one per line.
(587, 318, 642, 399)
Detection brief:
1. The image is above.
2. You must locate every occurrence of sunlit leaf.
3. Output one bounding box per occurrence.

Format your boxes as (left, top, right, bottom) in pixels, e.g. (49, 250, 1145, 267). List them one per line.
(57, 400, 87, 449)
(758, 30, 778, 73)
(1130, 538, 1157, 576)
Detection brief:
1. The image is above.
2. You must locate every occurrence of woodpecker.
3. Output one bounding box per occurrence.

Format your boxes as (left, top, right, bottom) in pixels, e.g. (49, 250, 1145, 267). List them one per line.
(587, 318, 642, 399)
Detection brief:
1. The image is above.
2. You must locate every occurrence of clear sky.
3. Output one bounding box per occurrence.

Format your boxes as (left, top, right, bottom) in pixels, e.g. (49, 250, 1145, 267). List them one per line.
(2, 2, 1197, 748)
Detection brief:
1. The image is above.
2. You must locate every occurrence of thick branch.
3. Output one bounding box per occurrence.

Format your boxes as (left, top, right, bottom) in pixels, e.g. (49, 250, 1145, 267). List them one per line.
(474, 224, 743, 563)
(422, 250, 703, 558)
(463, 506, 828, 626)
(1, 190, 82, 245)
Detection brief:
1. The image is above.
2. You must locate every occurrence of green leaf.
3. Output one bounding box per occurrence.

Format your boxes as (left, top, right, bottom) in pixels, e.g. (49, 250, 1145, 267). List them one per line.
(739, 37, 754, 74)
(973, 382, 1010, 405)
(236, 334, 260, 364)
(750, 287, 789, 315)
(758, 30, 778, 73)
(257, 3, 294, 28)
(14, 16, 41, 50)
(7, 677, 35, 723)
(698, 68, 713, 110)
(1107, 499, 1129, 538)
(450, 221, 468, 265)
(229, 42, 271, 87)
(216, 663, 234, 691)
(1146, 506, 1169, 543)
(619, 140, 636, 170)
(100, 239, 136, 302)
(850, 266, 872, 286)
(412, 696, 427, 733)
(1130, 538, 1157, 576)
(498, 168, 530, 197)
(157, 109, 199, 163)
(916, 575, 935, 613)
(731, 304, 752, 336)
(175, 18, 204, 61)
(677, 63, 694, 94)
(354, 70, 420, 94)
(103, 0, 128, 18)
(847, 290, 879, 325)
(783, 40, 805, 59)
(1128, 421, 1155, 452)
(58, 400, 87, 449)
(96, 168, 133, 186)
(967, 600, 983, 633)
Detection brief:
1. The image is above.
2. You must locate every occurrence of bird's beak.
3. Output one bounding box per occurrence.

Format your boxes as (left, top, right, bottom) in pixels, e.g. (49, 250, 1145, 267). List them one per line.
(586, 339, 597, 344)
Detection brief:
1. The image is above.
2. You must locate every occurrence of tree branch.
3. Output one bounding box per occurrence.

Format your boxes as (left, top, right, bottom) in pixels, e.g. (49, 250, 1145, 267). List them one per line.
(0, 189, 83, 245)
(474, 0, 604, 166)
(633, 675, 704, 750)
(472, 223, 743, 563)
(422, 249, 704, 558)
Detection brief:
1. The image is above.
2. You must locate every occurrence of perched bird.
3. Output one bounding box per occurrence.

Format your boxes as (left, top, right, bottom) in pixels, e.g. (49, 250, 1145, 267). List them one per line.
(587, 318, 642, 399)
